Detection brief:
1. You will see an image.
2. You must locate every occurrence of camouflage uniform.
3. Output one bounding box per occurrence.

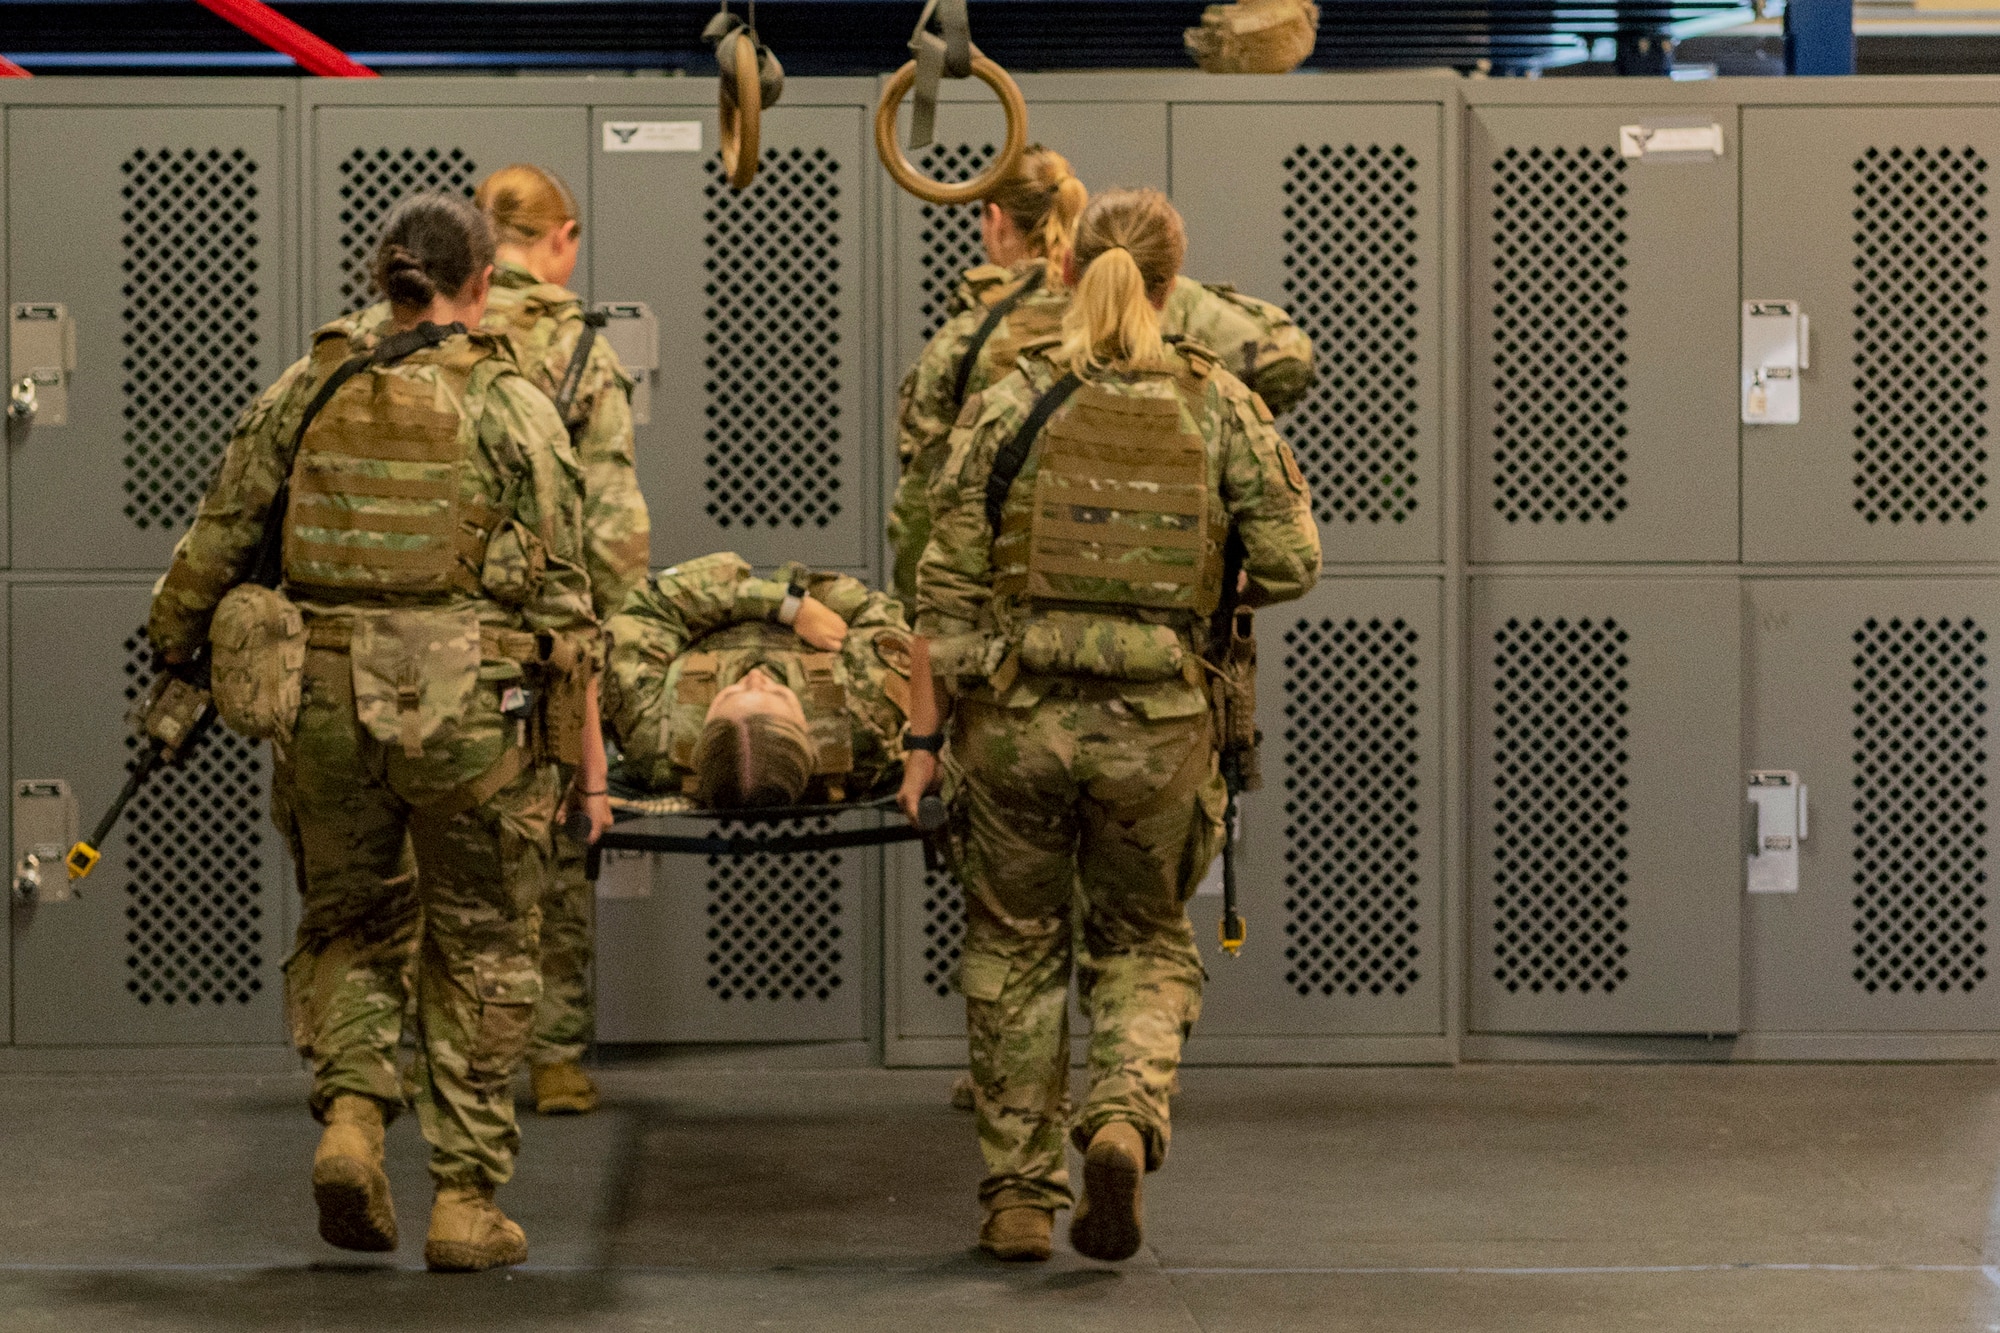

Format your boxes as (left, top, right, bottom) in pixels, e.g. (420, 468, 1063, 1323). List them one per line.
(352, 263, 650, 1069)
(151, 316, 596, 1189)
(604, 552, 913, 798)
(892, 260, 1313, 604)
(917, 338, 1320, 1213)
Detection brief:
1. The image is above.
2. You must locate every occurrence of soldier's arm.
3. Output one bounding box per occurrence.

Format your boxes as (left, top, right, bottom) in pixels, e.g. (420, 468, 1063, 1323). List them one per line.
(895, 312, 980, 471)
(1217, 381, 1322, 607)
(486, 376, 597, 636)
(570, 335, 651, 618)
(147, 359, 314, 657)
(914, 392, 1014, 676)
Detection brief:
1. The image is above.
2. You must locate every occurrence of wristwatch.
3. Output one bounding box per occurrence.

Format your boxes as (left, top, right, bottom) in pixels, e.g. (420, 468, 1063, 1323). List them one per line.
(905, 730, 944, 753)
(776, 578, 807, 627)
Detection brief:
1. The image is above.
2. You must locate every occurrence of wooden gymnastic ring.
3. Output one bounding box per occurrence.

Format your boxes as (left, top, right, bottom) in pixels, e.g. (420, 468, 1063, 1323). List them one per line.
(719, 31, 761, 191)
(873, 54, 1028, 206)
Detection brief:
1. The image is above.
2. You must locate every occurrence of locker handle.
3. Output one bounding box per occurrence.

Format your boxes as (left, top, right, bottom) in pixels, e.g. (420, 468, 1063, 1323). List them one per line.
(7, 376, 35, 423)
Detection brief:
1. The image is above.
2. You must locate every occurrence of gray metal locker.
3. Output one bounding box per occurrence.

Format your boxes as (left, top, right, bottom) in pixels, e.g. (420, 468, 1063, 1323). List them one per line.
(1197, 577, 1445, 1039)
(7, 105, 289, 572)
(11, 584, 285, 1045)
(594, 818, 875, 1043)
(884, 836, 965, 1059)
(1742, 109, 2000, 564)
(592, 97, 873, 573)
(1470, 577, 1741, 1034)
(307, 105, 587, 324)
(1468, 105, 1738, 564)
(1172, 103, 1444, 565)
(1744, 578, 2000, 1033)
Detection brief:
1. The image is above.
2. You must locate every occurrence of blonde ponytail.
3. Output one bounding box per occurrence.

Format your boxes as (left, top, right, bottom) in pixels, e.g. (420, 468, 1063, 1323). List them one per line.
(1059, 188, 1186, 373)
(474, 163, 579, 247)
(984, 145, 1089, 286)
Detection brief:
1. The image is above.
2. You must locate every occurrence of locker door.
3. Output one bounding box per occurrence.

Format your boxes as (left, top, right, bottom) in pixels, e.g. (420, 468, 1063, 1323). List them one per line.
(1468, 106, 1739, 564)
(593, 819, 875, 1044)
(1743, 110, 2000, 563)
(1470, 577, 1741, 1034)
(1199, 577, 1445, 1038)
(886, 100, 1167, 381)
(1172, 103, 1444, 565)
(1745, 578, 2000, 1032)
(592, 101, 871, 573)
(12, 585, 285, 1045)
(309, 106, 587, 324)
(7, 106, 289, 572)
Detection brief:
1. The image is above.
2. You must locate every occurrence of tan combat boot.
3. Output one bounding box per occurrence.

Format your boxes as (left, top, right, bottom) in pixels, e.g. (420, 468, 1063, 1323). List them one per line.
(531, 1060, 600, 1115)
(978, 1206, 1054, 1262)
(1069, 1121, 1146, 1262)
(949, 1071, 976, 1112)
(312, 1094, 397, 1252)
(424, 1183, 528, 1272)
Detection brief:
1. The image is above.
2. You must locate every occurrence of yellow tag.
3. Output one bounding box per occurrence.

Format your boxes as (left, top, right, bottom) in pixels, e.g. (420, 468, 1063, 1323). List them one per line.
(65, 842, 101, 881)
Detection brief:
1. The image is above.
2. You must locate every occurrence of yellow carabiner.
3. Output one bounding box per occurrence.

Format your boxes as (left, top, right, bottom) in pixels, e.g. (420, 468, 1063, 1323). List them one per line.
(64, 841, 102, 881)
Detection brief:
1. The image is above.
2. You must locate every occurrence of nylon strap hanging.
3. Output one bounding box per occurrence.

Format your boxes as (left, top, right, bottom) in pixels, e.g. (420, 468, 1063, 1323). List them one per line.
(551, 309, 607, 426)
(984, 371, 1082, 535)
(952, 267, 1044, 407)
(904, 0, 973, 150)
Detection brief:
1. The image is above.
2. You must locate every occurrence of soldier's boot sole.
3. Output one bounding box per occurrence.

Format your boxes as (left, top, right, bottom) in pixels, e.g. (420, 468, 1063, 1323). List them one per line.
(310, 1112, 396, 1248)
(978, 1206, 1053, 1262)
(1069, 1122, 1145, 1263)
(424, 1186, 529, 1273)
(949, 1071, 976, 1113)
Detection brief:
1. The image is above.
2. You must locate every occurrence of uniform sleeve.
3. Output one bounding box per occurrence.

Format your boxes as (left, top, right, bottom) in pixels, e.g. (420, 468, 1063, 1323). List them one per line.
(484, 375, 597, 636)
(568, 335, 652, 618)
(914, 387, 1025, 676)
(1216, 380, 1322, 608)
(147, 357, 315, 657)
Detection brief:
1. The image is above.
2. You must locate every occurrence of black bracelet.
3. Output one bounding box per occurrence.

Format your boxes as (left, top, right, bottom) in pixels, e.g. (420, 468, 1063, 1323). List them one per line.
(905, 731, 944, 753)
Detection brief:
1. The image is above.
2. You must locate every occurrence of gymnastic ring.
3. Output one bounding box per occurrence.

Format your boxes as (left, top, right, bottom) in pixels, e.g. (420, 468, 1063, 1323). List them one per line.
(873, 54, 1028, 206)
(719, 31, 761, 191)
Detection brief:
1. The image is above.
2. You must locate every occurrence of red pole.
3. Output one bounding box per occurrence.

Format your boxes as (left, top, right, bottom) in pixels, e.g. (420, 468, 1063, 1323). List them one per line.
(191, 0, 378, 77)
(0, 54, 31, 77)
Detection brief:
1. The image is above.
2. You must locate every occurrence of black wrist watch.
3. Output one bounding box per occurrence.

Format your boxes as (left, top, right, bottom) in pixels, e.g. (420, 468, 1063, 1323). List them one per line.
(776, 578, 808, 627)
(905, 730, 944, 753)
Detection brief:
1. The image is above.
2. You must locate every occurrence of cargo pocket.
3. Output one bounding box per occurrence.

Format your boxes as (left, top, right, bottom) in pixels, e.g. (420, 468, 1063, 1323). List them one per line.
(1175, 771, 1231, 905)
(465, 960, 540, 1089)
(957, 950, 1011, 1003)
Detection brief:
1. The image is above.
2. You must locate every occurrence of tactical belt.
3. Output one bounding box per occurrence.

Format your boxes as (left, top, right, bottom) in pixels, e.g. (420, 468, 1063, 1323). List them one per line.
(952, 267, 1044, 407)
(304, 618, 540, 665)
(984, 371, 1082, 534)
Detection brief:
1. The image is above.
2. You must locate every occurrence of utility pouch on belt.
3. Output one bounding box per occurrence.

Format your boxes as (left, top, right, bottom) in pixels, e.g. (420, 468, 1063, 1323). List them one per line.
(209, 584, 307, 742)
(349, 608, 481, 759)
(535, 629, 591, 767)
(1017, 611, 1187, 682)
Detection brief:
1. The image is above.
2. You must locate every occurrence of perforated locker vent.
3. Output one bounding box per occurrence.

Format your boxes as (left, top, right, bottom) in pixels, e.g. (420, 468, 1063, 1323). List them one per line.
(704, 818, 845, 1002)
(336, 147, 478, 312)
(1283, 144, 1424, 527)
(1490, 146, 1630, 525)
(120, 630, 266, 1006)
(119, 147, 263, 533)
(1281, 616, 1423, 998)
(1852, 147, 1991, 526)
(917, 144, 997, 340)
(703, 148, 844, 529)
(1851, 617, 1990, 994)
(1490, 617, 1631, 995)
(920, 865, 965, 999)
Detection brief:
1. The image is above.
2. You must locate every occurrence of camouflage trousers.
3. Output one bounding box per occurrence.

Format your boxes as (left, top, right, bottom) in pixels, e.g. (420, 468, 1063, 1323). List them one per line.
(276, 645, 557, 1188)
(529, 828, 594, 1066)
(950, 690, 1225, 1213)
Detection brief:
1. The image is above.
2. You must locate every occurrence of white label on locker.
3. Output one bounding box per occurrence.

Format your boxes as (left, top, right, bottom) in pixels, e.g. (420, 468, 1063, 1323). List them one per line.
(594, 849, 656, 899)
(1620, 123, 1725, 161)
(602, 121, 702, 153)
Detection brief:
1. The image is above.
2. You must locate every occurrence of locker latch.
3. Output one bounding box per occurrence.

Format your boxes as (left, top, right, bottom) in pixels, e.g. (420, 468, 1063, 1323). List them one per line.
(13, 779, 80, 904)
(1742, 300, 1808, 426)
(596, 302, 660, 427)
(8, 303, 77, 427)
(1746, 769, 1807, 895)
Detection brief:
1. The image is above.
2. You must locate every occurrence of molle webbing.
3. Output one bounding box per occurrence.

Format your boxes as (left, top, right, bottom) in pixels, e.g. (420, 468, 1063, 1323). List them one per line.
(798, 653, 854, 778)
(283, 342, 497, 597)
(997, 383, 1226, 615)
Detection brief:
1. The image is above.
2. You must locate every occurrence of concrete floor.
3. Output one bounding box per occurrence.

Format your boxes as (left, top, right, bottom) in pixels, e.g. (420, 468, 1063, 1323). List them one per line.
(0, 1059, 1998, 1331)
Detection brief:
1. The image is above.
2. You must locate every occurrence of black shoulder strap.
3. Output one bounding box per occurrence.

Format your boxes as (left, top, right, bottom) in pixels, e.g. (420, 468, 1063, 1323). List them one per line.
(952, 266, 1044, 407)
(245, 321, 464, 588)
(983, 370, 1082, 535)
(552, 309, 608, 425)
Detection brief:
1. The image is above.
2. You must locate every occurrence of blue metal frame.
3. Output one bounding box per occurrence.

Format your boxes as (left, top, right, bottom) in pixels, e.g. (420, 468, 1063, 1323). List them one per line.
(1784, 0, 1855, 74)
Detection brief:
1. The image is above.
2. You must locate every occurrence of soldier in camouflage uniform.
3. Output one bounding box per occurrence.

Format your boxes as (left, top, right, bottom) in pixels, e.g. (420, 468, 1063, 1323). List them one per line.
(149, 194, 608, 1273)
(892, 148, 1315, 606)
(900, 189, 1320, 1264)
(342, 166, 650, 1118)
(604, 552, 914, 801)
